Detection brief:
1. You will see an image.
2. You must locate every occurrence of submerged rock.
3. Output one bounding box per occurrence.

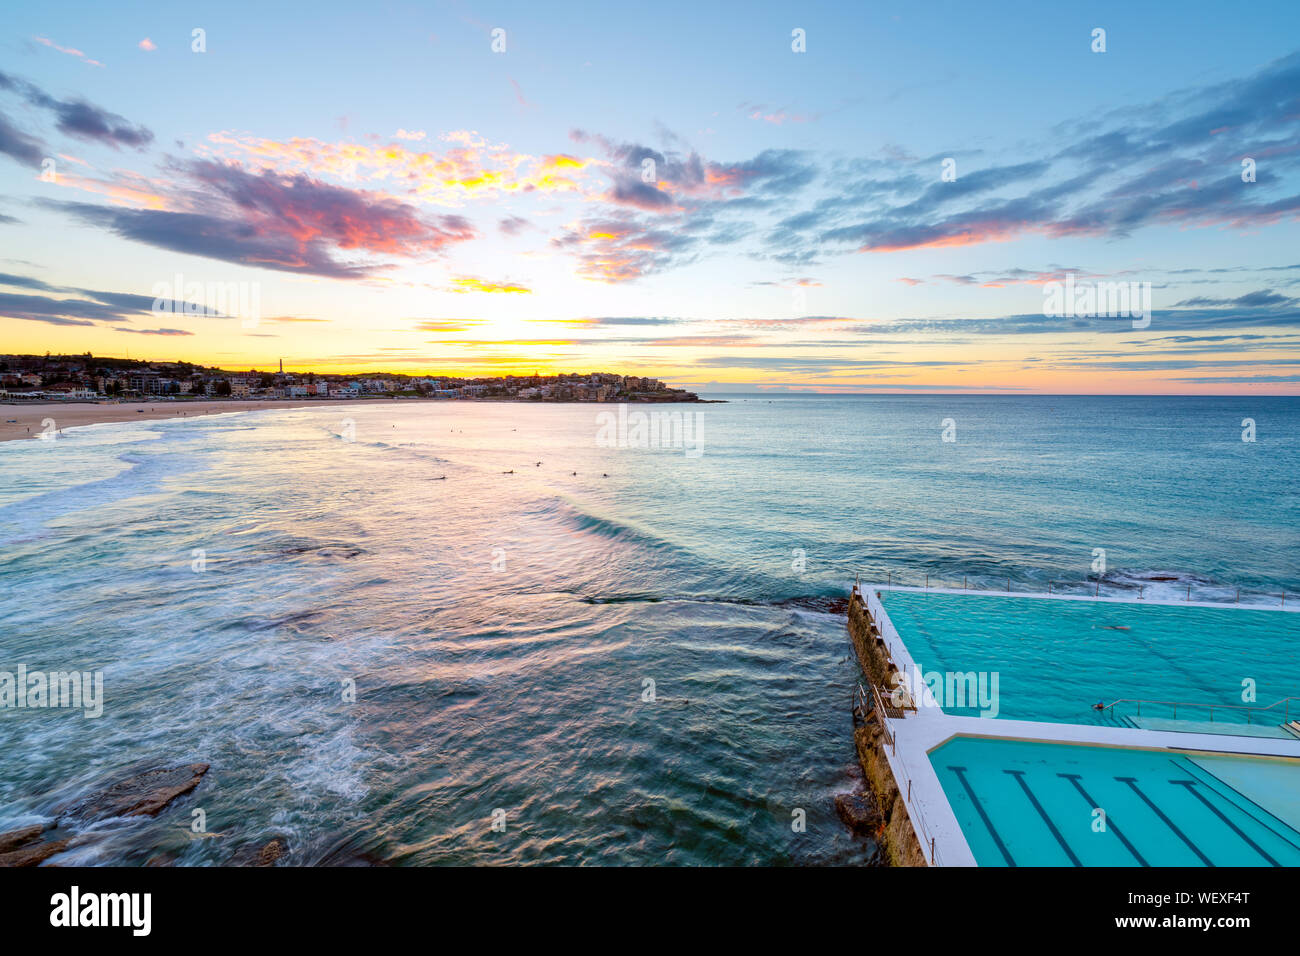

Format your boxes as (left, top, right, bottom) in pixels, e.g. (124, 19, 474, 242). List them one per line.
(257, 838, 289, 866)
(0, 824, 69, 867)
(228, 835, 291, 866)
(58, 763, 210, 825)
(834, 790, 882, 836)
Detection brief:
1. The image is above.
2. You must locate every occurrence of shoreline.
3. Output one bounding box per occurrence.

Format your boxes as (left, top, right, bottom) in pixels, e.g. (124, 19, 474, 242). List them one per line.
(0, 396, 720, 443)
(0, 399, 404, 443)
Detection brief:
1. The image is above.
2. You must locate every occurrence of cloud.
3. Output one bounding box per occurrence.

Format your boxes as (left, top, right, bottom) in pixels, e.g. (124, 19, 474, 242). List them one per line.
(138, 38, 157, 52)
(498, 215, 532, 236)
(411, 319, 485, 332)
(1172, 374, 1300, 383)
(201, 130, 589, 205)
(551, 215, 696, 282)
(0, 70, 152, 150)
(689, 355, 966, 374)
(0, 272, 236, 326)
(448, 276, 531, 294)
(0, 291, 131, 325)
(33, 36, 102, 67)
(116, 327, 193, 336)
(509, 78, 533, 109)
(1173, 289, 1297, 308)
(0, 111, 45, 168)
(45, 160, 478, 278)
(768, 52, 1300, 260)
(573, 129, 815, 210)
(741, 104, 815, 125)
(541, 316, 683, 327)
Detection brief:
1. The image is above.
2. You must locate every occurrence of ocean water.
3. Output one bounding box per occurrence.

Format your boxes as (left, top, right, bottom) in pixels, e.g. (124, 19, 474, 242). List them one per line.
(0, 395, 1296, 865)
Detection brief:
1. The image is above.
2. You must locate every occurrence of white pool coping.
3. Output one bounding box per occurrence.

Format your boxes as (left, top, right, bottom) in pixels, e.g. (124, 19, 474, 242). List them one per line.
(867, 581, 1296, 612)
(856, 585, 1300, 868)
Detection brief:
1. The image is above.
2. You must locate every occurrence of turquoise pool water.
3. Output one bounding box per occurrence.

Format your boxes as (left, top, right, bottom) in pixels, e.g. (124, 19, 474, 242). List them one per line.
(931, 737, 1300, 866)
(879, 590, 1300, 728)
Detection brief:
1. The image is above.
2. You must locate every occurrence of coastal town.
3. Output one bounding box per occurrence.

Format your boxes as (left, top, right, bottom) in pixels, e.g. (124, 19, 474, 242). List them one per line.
(0, 354, 702, 403)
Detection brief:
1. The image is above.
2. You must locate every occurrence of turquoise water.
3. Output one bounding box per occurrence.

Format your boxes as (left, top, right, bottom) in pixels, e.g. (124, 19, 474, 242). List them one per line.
(880, 590, 1300, 727)
(932, 737, 1300, 866)
(0, 395, 1297, 864)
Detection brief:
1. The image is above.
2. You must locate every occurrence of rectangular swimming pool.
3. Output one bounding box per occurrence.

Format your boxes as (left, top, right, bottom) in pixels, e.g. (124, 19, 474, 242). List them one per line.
(880, 590, 1300, 729)
(931, 736, 1300, 867)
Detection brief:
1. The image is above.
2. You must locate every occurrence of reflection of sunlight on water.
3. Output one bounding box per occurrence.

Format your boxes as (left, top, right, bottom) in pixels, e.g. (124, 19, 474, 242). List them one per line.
(0, 396, 1296, 864)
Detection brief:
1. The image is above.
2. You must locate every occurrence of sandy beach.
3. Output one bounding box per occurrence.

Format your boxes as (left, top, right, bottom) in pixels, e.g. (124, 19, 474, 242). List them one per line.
(0, 400, 403, 443)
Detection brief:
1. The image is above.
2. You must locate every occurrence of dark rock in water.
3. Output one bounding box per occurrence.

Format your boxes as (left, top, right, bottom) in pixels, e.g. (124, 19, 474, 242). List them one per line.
(835, 790, 882, 836)
(0, 824, 68, 867)
(59, 763, 209, 824)
(0, 824, 45, 855)
(229, 836, 290, 867)
(257, 838, 289, 866)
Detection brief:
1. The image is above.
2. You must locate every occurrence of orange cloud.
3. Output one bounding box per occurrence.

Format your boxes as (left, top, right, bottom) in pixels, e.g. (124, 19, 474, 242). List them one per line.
(413, 319, 486, 332)
(50, 169, 169, 209)
(34, 35, 103, 67)
(448, 277, 532, 294)
(202, 131, 595, 205)
(861, 224, 1028, 253)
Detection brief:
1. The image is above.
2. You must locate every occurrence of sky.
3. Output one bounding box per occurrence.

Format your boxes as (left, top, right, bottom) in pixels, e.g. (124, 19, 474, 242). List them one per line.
(1, 0, 1299, 393)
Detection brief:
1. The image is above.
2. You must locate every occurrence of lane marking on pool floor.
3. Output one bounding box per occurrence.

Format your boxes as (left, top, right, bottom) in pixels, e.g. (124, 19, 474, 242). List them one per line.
(1057, 773, 1149, 866)
(1003, 769, 1081, 866)
(948, 765, 1016, 867)
(1115, 776, 1213, 867)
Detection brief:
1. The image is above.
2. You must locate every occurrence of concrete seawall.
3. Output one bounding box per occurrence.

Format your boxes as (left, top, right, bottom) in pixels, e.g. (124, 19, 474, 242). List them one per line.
(847, 591, 928, 867)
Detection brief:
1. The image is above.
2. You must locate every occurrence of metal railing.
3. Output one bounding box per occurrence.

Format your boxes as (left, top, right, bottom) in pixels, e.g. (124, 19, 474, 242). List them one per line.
(854, 674, 941, 866)
(1099, 695, 1300, 725)
(862, 570, 1290, 608)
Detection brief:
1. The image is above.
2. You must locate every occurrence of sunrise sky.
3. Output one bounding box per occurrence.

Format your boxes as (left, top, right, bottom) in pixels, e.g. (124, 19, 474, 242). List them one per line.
(2, 1, 1299, 392)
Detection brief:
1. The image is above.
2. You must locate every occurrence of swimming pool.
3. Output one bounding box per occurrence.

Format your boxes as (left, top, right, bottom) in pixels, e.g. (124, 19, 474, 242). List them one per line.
(880, 590, 1300, 729)
(931, 736, 1300, 866)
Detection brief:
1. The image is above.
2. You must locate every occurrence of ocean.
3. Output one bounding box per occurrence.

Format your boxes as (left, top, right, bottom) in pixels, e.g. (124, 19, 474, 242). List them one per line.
(0, 395, 1296, 864)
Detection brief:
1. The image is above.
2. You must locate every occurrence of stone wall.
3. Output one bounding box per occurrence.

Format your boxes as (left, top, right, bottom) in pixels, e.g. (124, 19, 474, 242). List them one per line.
(847, 590, 928, 867)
